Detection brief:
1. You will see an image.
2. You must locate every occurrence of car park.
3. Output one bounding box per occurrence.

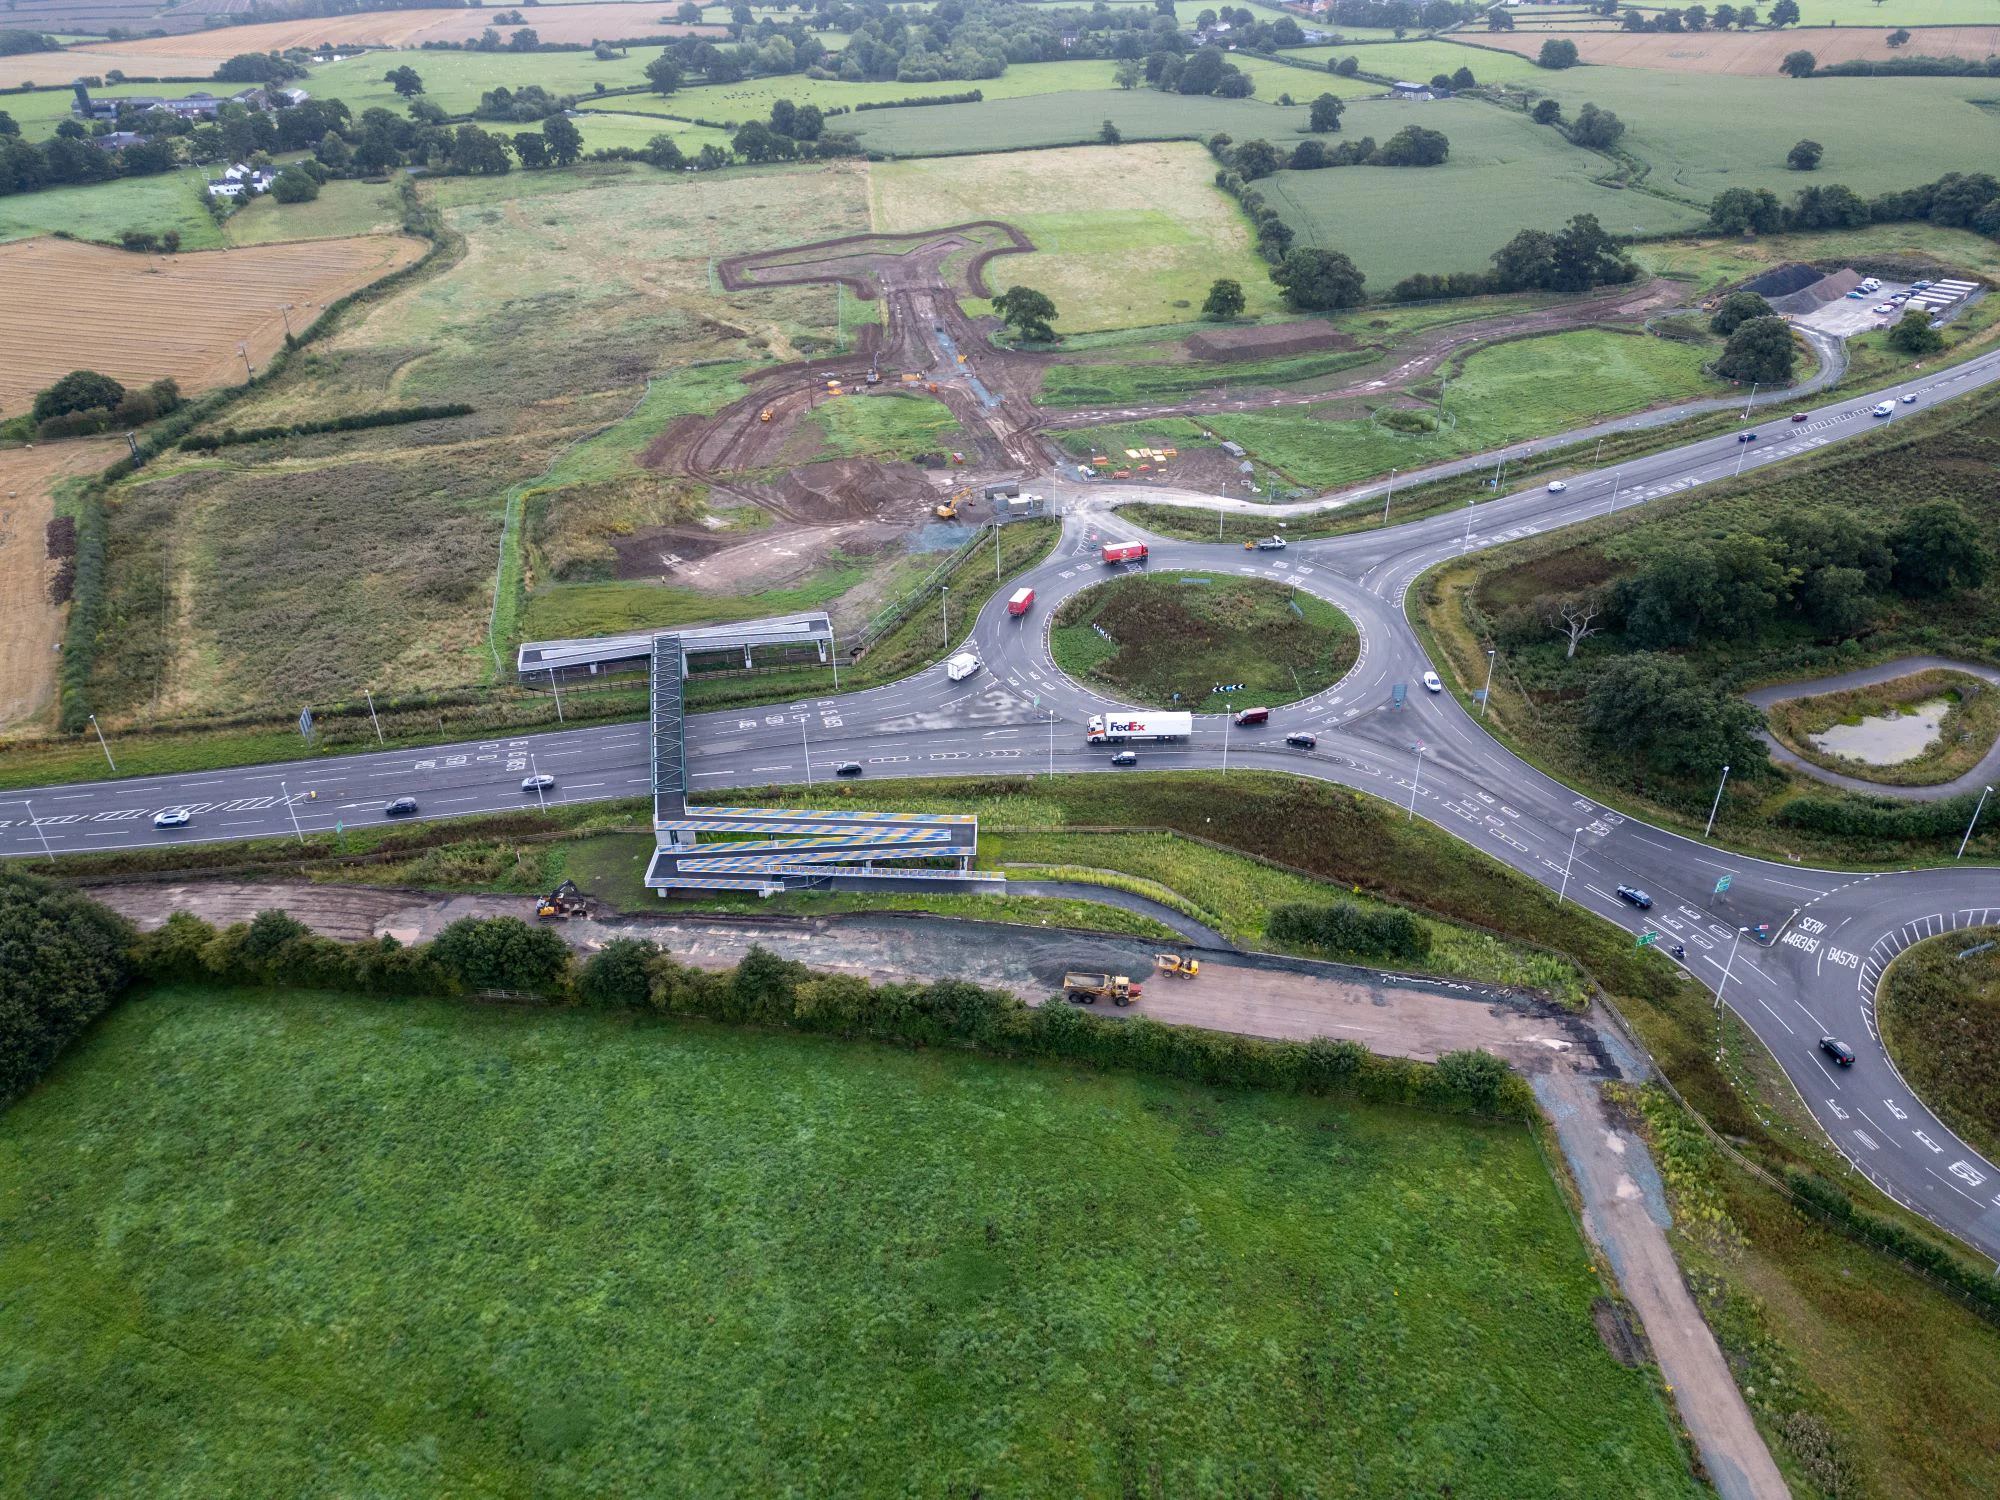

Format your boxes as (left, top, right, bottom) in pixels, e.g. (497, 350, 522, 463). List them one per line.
(1871, 304, 1895, 315)
(835, 761, 862, 777)
(1110, 750, 1139, 766)
(521, 773, 556, 792)
(152, 807, 192, 829)
(1790, 411, 1809, 422)
(1736, 431, 1758, 443)
(1819, 1036, 1856, 1067)
(1615, 885, 1653, 910)
(1546, 480, 1566, 493)
(1844, 289, 1866, 299)
(385, 797, 419, 817)
(1422, 670, 1444, 693)
(1285, 732, 1317, 750)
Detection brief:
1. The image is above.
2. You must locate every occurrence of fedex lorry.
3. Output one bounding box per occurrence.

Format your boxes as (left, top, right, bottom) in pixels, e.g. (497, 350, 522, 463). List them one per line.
(1101, 541, 1149, 565)
(1086, 711, 1193, 745)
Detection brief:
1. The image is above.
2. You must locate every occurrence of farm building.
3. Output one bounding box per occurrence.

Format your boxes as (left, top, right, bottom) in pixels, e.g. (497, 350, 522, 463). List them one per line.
(206, 163, 276, 198)
(70, 83, 273, 122)
(1390, 81, 1435, 100)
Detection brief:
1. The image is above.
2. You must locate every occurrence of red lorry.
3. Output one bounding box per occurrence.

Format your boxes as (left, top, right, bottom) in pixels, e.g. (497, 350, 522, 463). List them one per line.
(1101, 541, 1149, 566)
(1007, 587, 1035, 617)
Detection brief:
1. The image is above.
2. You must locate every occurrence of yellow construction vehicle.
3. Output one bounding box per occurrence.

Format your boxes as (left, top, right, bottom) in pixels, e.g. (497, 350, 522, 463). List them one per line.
(759, 407, 773, 422)
(1154, 954, 1201, 980)
(536, 879, 590, 921)
(933, 486, 971, 521)
(1063, 971, 1142, 1006)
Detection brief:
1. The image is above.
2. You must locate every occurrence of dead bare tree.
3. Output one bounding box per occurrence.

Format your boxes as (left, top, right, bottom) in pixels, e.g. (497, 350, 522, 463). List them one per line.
(1546, 594, 1602, 659)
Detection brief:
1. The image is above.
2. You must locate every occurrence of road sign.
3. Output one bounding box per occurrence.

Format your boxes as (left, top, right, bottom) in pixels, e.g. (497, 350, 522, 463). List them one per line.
(298, 706, 313, 742)
(1636, 930, 1658, 949)
(1713, 874, 1732, 895)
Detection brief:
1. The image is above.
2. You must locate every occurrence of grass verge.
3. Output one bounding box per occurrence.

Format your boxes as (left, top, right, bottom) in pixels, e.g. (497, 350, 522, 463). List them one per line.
(1878, 924, 2000, 1166)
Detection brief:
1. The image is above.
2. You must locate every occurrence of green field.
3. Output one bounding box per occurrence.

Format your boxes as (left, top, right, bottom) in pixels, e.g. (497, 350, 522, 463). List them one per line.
(1051, 571, 1360, 713)
(1089, 326, 1727, 493)
(1522, 70, 2000, 204)
(1879, 925, 2000, 1163)
(569, 108, 732, 154)
(0, 984, 1699, 1497)
(1264, 98, 1705, 283)
(1320, 38, 1551, 85)
(808, 389, 964, 459)
(306, 45, 668, 118)
(846, 86, 1302, 155)
(219, 176, 406, 245)
(0, 165, 223, 246)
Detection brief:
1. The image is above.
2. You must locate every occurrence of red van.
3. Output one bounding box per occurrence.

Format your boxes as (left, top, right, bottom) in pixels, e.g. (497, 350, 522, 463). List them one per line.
(1101, 542, 1149, 566)
(1007, 587, 1035, 618)
(1233, 707, 1270, 727)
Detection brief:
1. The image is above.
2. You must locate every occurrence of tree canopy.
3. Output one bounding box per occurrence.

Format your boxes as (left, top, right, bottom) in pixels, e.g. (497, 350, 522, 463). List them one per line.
(32, 370, 125, 425)
(1709, 289, 1774, 336)
(1202, 278, 1246, 319)
(1270, 247, 1366, 310)
(1582, 654, 1765, 778)
(992, 285, 1060, 343)
(1713, 315, 1795, 383)
(0, 869, 130, 1105)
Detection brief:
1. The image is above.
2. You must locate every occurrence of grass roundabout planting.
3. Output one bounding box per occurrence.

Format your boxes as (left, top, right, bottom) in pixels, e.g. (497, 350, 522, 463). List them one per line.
(1051, 572, 1358, 714)
(1877, 926, 2000, 1164)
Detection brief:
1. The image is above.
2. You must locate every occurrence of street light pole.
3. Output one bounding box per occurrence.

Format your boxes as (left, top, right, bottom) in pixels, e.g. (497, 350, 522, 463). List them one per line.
(1558, 826, 1582, 906)
(531, 753, 547, 813)
(364, 687, 384, 743)
(941, 585, 949, 647)
(1407, 748, 1423, 821)
(1381, 468, 1396, 525)
(1461, 498, 1474, 553)
(829, 623, 840, 691)
(88, 714, 115, 771)
(1742, 381, 1758, 419)
(1607, 468, 1622, 514)
(548, 667, 564, 723)
(280, 780, 305, 845)
(1705, 763, 1731, 839)
(1958, 784, 1994, 859)
(19, 798, 55, 865)
(1716, 926, 1746, 1012)
(803, 724, 812, 789)
(1480, 649, 1496, 718)
(1222, 703, 1231, 774)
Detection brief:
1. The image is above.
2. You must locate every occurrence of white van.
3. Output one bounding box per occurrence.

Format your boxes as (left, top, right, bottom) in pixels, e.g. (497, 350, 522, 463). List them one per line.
(946, 651, 981, 681)
(1871, 401, 1895, 418)
(1860, 277, 1882, 292)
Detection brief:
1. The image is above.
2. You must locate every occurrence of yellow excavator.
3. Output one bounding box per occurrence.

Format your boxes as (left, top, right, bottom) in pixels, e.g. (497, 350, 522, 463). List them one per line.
(933, 486, 972, 521)
(536, 880, 590, 921)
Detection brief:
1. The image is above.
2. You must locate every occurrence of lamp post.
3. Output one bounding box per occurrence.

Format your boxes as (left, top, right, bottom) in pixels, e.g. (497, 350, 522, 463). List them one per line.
(548, 667, 564, 723)
(1461, 498, 1475, 553)
(1558, 826, 1582, 906)
(18, 798, 55, 865)
(1480, 649, 1496, 718)
(1705, 763, 1731, 839)
(530, 753, 547, 814)
(1407, 746, 1424, 821)
(1742, 380, 1758, 420)
(1222, 702, 1231, 774)
(1958, 784, 1994, 859)
(1607, 468, 1622, 514)
(87, 714, 115, 771)
(364, 687, 384, 743)
(1381, 468, 1396, 525)
(280, 780, 305, 845)
(803, 723, 813, 789)
(940, 585, 949, 647)
(1716, 927, 1746, 1013)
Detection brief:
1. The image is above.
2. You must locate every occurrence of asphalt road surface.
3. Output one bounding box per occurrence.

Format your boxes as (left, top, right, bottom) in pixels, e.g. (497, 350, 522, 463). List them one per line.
(9, 344, 2000, 1260)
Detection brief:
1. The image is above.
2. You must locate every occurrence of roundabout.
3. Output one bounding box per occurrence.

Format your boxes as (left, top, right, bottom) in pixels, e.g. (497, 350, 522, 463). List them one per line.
(1049, 570, 1358, 714)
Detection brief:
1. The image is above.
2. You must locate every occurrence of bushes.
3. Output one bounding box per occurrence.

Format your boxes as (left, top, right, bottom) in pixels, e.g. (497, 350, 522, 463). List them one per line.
(1776, 791, 1985, 841)
(1784, 1169, 2000, 1316)
(1267, 900, 1432, 962)
(120, 911, 1530, 1122)
(56, 487, 109, 732)
(0, 867, 132, 1105)
(178, 403, 474, 450)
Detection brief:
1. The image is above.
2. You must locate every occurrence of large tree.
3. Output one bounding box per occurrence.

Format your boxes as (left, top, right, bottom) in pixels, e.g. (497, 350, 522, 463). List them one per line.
(0, 869, 130, 1104)
(1890, 500, 1991, 597)
(1374, 124, 1449, 166)
(31, 369, 124, 425)
(1710, 289, 1775, 336)
(1568, 103, 1625, 150)
(1779, 48, 1815, 77)
(1270, 247, 1366, 310)
(1537, 37, 1579, 67)
(1887, 307, 1945, 355)
(1202, 278, 1246, 319)
(1307, 92, 1345, 132)
(542, 112, 583, 167)
(1582, 653, 1765, 777)
(385, 64, 424, 97)
(1786, 138, 1822, 171)
(992, 285, 1060, 343)
(1713, 315, 1795, 383)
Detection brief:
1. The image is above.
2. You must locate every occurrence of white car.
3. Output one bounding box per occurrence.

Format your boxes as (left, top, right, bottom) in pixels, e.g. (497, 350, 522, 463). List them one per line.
(1901, 392, 1917, 403)
(1546, 480, 1567, 493)
(1872, 304, 1895, 315)
(521, 773, 556, 792)
(152, 807, 193, 829)
(1422, 670, 1444, 694)
(945, 650, 981, 682)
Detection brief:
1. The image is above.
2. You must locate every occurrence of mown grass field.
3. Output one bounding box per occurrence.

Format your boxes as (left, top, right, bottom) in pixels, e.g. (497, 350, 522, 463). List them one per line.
(1264, 98, 1705, 284)
(1177, 325, 1726, 492)
(1879, 925, 2000, 1163)
(871, 142, 1284, 331)
(218, 177, 406, 245)
(0, 984, 1700, 1498)
(1051, 571, 1359, 713)
(0, 166, 222, 247)
(808, 389, 964, 459)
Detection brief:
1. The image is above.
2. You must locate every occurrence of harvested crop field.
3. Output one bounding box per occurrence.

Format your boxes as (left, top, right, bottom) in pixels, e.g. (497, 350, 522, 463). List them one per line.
(1185, 321, 1358, 362)
(0, 235, 425, 416)
(1465, 26, 2000, 73)
(0, 438, 122, 732)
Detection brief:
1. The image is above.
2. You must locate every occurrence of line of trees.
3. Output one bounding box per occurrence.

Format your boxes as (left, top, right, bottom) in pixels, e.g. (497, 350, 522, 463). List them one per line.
(1709, 170, 2000, 240)
(1390, 213, 1639, 301)
(14, 370, 183, 441)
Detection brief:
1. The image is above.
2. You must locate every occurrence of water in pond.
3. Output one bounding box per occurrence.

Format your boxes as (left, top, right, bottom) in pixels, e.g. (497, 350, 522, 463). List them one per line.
(1810, 699, 1951, 765)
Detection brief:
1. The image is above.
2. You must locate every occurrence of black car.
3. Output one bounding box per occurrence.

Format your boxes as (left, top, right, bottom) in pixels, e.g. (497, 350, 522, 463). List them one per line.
(835, 761, 863, 777)
(1819, 1036, 1856, 1067)
(1285, 732, 1317, 750)
(385, 796, 419, 817)
(1111, 750, 1139, 766)
(1615, 884, 1653, 910)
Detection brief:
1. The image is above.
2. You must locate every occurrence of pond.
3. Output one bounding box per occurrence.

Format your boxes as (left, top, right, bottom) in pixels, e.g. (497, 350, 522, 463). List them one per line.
(1810, 698, 1952, 766)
